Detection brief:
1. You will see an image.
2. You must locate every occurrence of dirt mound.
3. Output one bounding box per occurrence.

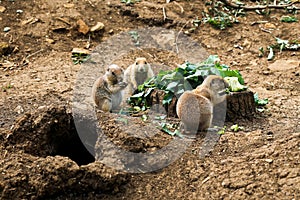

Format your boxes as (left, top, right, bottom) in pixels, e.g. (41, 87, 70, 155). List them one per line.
(1, 106, 129, 199)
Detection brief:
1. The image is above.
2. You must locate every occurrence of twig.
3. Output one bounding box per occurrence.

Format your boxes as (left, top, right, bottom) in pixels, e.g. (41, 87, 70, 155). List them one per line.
(56, 17, 71, 25)
(87, 0, 95, 7)
(251, 21, 269, 26)
(26, 49, 44, 59)
(174, 1, 184, 13)
(175, 21, 189, 54)
(162, 7, 167, 21)
(260, 28, 272, 33)
(220, 0, 300, 10)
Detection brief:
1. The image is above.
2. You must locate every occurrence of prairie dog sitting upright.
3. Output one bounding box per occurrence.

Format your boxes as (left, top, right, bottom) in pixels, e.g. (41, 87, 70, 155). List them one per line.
(124, 57, 154, 96)
(92, 64, 127, 112)
(176, 75, 229, 133)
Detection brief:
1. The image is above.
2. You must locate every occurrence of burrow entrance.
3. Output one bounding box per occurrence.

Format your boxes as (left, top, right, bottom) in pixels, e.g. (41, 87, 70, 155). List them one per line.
(6, 106, 96, 166)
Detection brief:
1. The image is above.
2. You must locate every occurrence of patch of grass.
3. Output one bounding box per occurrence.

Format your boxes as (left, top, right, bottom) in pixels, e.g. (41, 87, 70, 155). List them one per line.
(202, 0, 244, 30)
(203, 16, 234, 30)
(281, 16, 298, 23)
(71, 53, 90, 65)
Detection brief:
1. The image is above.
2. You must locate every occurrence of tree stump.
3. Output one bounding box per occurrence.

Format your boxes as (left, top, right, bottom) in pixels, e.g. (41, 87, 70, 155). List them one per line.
(145, 89, 256, 122)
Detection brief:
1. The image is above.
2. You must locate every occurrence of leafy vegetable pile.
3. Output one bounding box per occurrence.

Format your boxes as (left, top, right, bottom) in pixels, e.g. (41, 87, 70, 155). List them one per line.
(128, 55, 246, 110)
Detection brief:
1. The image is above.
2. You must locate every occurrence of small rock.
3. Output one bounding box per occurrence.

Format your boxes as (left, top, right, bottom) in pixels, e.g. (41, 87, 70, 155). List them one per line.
(268, 60, 300, 71)
(262, 70, 270, 75)
(14, 105, 24, 114)
(64, 3, 75, 8)
(265, 159, 273, 163)
(38, 105, 46, 110)
(0, 6, 6, 13)
(108, 29, 114, 34)
(72, 48, 90, 55)
(77, 19, 89, 35)
(295, 71, 299, 76)
(3, 27, 11, 32)
(243, 39, 252, 49)
(263, 23, 276, 30)
(90, 22, 105, 32)
(16, 9, 23, 13)
(45, 38, 55, 44)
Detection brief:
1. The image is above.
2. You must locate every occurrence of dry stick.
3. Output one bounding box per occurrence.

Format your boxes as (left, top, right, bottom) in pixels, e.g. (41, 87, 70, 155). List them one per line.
(26, 49, 44, 59)
(174, 1, 184, 13)
(163, 7, 167, 21)
(220, 0, 300, 10)
(175, 22, 189, 54)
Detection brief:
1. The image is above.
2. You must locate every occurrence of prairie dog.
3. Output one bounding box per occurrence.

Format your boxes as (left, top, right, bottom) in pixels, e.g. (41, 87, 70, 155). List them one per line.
(92, 64, 127, 112)
(124, 57, 154, 95)
(176, 75, 229, 132)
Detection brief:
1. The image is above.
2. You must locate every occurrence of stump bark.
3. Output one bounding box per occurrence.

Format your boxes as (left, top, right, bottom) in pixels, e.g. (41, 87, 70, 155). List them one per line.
(145, 89, 256, 122)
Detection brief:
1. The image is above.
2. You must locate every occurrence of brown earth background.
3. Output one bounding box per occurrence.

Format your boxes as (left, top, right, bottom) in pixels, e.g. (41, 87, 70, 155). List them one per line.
(0, 0, 300, 199)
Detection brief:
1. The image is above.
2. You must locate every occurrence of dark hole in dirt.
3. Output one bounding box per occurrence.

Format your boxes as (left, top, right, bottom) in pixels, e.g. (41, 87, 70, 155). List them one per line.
(7, 106, 96, 166)
(50, 121, 96, 166)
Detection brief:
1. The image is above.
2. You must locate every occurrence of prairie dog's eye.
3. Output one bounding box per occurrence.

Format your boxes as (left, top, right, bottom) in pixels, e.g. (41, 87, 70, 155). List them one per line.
(144, 61, 148, 64)
(112, 71, 116, 76)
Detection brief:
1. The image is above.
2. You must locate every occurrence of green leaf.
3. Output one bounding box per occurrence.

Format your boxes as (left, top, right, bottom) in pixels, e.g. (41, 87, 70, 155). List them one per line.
(166, 82, 178, 93)
(162, 92, 174, 105)
(254, 93, 269, 106)
(130, 91, 144, 98)
(230, 124, 244, 132)
(217, 126, 226, 134)
(203, 55, 220, 64)
(144, 88, 154, 97)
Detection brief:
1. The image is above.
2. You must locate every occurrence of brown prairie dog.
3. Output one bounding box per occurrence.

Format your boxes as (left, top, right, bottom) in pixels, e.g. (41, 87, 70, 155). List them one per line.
(176, 75, 229, 132)
(92, 64, 127, 112)
(124, 57, 154, 96)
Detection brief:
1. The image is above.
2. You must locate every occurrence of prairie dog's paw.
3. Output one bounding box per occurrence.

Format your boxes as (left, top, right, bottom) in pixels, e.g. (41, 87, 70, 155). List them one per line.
(119, 82, 128, 88)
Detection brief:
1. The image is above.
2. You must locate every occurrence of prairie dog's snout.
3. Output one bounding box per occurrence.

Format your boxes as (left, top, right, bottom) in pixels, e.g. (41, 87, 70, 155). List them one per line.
(109, 64, 124, 82)
(135, 57, 148, 73)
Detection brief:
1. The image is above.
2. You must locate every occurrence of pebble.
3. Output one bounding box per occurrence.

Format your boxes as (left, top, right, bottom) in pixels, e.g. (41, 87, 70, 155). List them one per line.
(77, 19, 89, 35)
(14, 105, 24, 114)
(0, 6, 6, 13)
(262, 70, 270, 75)
(265, 159, 273, 163)
(3, 27, 11, 32)
(108, 29, 114, 34)
(16, 9, 23, 13)
(90, 22, 105, 32)
(72, 48, 91, 55)
(63, 3, 75, 8)
(45, 38, 55, 44)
